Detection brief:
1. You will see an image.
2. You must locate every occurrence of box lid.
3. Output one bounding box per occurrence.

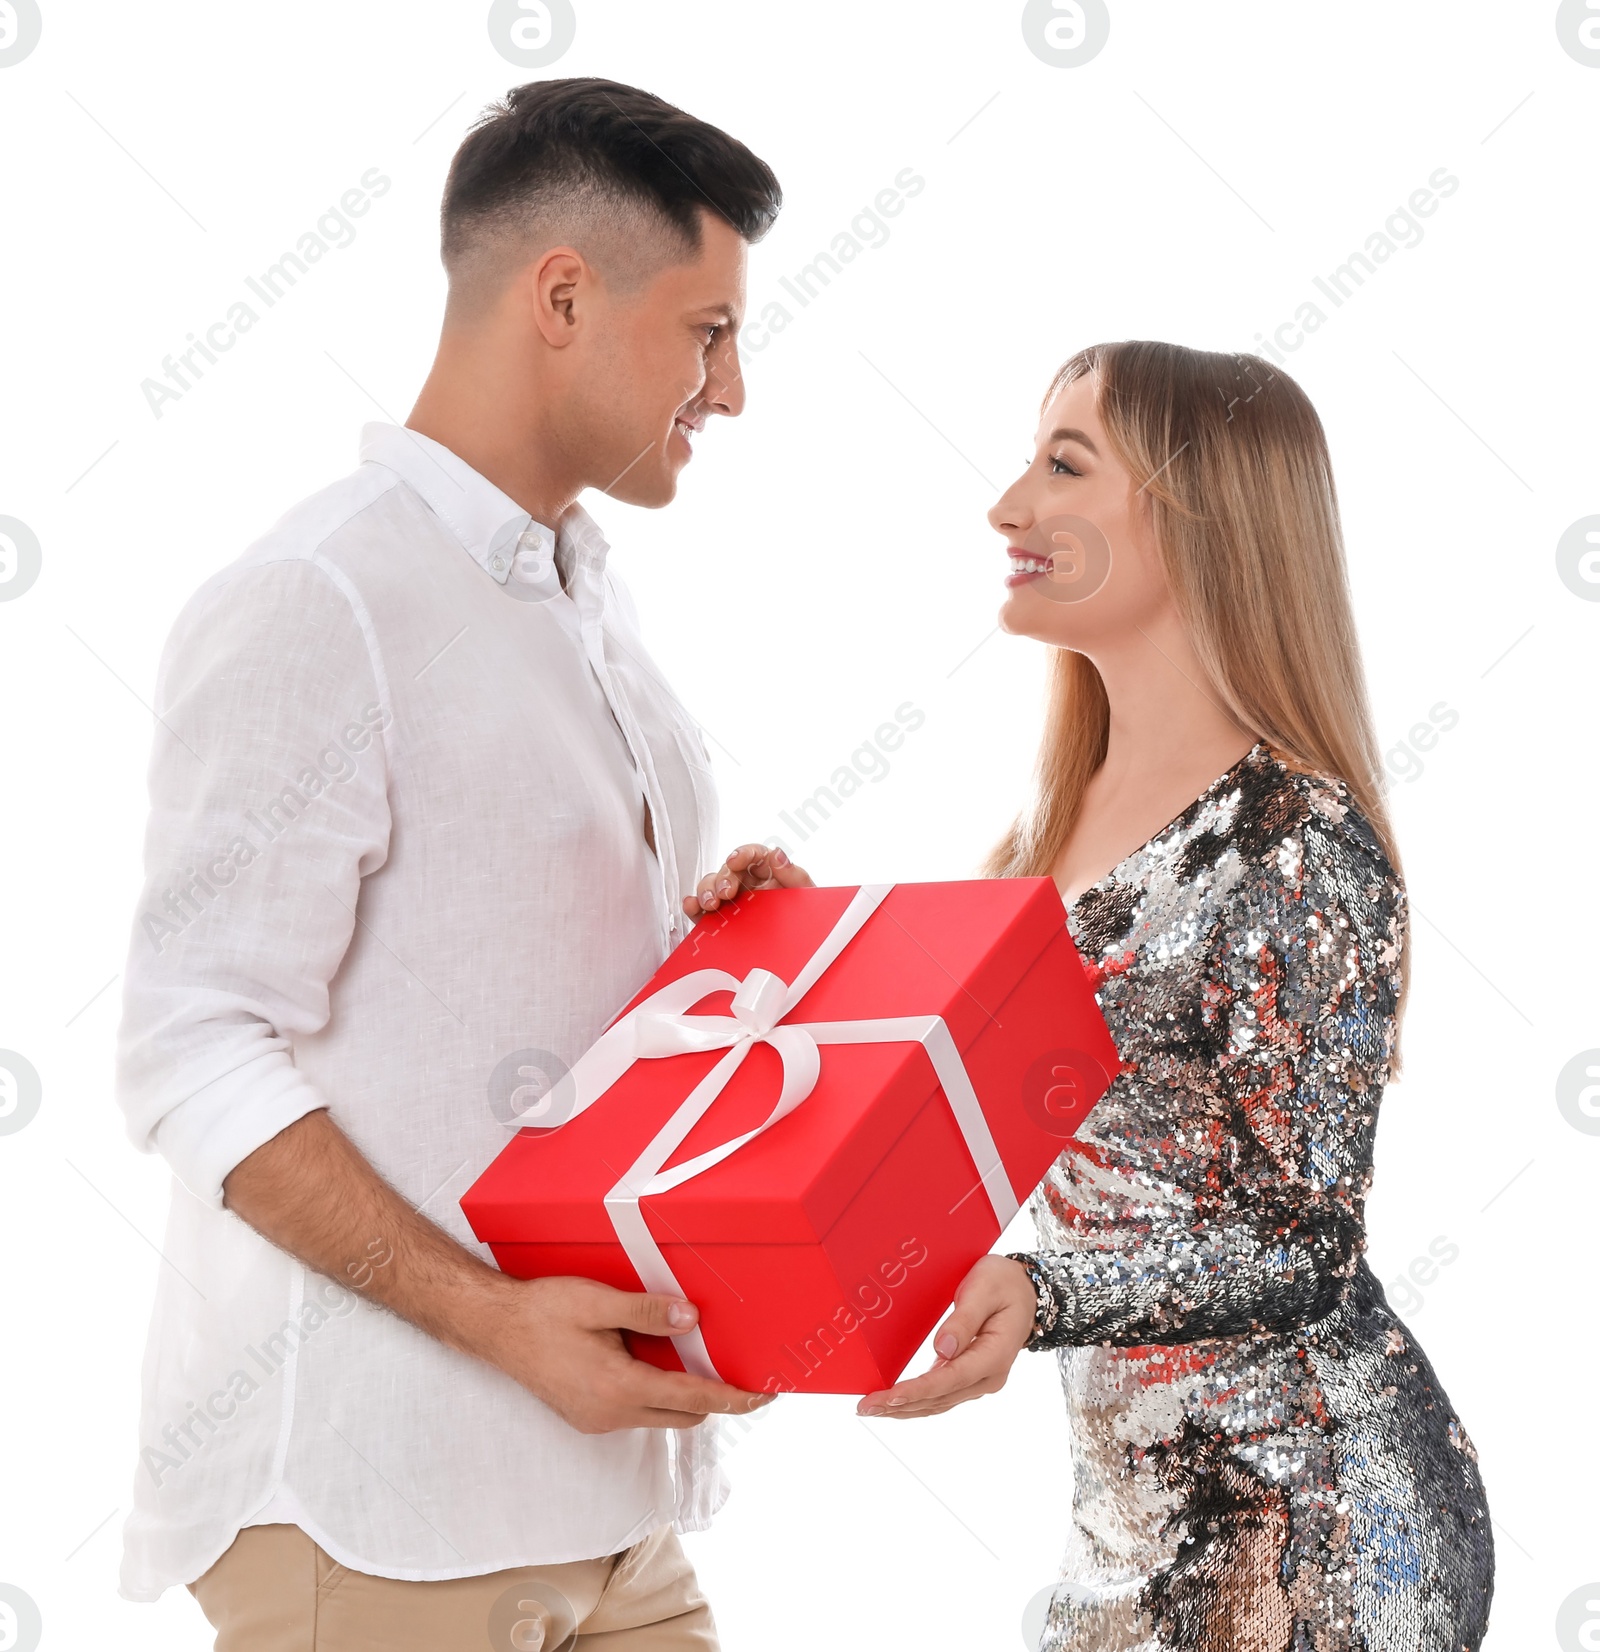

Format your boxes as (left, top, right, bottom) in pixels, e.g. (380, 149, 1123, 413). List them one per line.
(460, 878, 1104, 1245)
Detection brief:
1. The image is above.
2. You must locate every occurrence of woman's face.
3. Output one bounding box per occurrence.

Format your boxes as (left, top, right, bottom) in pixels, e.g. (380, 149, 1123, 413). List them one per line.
(989, 374, 1172, 650)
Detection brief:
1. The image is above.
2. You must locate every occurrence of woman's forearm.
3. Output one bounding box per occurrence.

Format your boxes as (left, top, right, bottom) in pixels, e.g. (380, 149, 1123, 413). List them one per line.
(1009, 1207, 1362, 1350)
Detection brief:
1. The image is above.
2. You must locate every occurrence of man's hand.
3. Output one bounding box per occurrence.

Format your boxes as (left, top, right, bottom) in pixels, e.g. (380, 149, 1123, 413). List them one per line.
(684, 842, 814, 917)
(459, 1272, 775, 1433)
(854, 1255, 1037, 1419)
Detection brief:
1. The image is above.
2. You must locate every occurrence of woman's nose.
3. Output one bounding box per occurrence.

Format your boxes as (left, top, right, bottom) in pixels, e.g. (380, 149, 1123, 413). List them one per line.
(988, 488, 1030, 537)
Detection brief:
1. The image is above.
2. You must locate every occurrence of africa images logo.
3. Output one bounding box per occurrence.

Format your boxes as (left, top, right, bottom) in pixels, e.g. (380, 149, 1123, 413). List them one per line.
(487, 0, 577, 68)
(1020, 0, 1110, 67)
(0, 0, 42, 68)
(0, 517, 42, 602)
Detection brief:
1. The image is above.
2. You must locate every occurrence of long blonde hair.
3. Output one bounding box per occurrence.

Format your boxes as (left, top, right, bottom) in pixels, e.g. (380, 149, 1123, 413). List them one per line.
(984, 341, 1407, 1036)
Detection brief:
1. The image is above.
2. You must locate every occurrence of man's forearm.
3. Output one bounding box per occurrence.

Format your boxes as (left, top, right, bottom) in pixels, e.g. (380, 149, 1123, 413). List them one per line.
(222, 1108, 509, 1360)
(222, 1101, 771, 1432)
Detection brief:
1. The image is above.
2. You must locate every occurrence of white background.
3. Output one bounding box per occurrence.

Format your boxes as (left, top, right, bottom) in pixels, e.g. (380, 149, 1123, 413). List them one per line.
(1, 2, 1595, 1648)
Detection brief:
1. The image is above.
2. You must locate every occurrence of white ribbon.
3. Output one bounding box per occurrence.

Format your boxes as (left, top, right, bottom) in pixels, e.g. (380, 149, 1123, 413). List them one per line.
(558, 883, 1020, 1380)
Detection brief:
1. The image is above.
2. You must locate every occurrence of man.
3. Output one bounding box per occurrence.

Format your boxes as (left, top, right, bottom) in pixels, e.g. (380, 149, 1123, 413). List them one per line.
(116, 77, 800, 1649)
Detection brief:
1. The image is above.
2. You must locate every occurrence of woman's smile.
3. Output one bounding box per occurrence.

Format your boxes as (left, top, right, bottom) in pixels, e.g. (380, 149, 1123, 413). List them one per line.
(1005, 547, 1053, 587)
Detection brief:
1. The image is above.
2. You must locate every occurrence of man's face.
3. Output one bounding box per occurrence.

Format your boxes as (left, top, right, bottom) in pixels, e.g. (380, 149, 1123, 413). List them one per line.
(577, 209, 748, 509)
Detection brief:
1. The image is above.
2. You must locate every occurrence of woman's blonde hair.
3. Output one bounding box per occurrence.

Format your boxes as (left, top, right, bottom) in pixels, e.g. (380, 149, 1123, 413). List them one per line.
(983, 341, 1407, 1038)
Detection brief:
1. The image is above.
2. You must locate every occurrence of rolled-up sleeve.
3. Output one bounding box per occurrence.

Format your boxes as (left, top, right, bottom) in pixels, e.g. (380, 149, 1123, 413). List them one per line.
(116, 554, 392, 1208)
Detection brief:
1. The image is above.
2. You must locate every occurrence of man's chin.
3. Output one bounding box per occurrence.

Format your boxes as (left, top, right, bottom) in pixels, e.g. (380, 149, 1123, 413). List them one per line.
(606, 463, 681, 510)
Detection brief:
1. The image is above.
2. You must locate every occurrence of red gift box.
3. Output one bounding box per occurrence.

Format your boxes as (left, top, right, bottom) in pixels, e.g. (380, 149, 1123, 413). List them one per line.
(461, 880, 1118, 1395)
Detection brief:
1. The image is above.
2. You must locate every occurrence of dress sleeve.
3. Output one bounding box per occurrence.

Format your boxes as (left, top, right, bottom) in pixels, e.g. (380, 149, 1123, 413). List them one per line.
(1010, 811, 1406, 1349)
(114, 556, 393, 1210)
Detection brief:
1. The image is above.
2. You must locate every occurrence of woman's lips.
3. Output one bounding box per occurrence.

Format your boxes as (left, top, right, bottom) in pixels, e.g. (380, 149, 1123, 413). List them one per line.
(1005, 548, 1051, 588)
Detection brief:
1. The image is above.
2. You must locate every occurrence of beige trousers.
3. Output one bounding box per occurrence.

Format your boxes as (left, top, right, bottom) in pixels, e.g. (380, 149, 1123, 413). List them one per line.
(190, 1522, 719, 1651)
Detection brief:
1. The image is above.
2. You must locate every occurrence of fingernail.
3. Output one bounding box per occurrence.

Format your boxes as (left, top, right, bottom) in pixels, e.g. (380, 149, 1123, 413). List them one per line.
(667, 1302, 696, 1329)
(857, 1403, 882, 1417)
(718, 879, 736, 897)
(772, 849, 789, 867)
(885, 1396, 908, 1409)
(935, 1333, 957, 1359)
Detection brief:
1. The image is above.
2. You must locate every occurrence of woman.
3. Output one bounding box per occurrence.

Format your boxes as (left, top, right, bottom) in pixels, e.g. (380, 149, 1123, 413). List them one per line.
(689, 343, 1493, 1649)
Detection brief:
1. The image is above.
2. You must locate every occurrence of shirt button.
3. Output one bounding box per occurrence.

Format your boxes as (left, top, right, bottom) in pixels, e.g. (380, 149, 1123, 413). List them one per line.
(491, 556, 506, 571)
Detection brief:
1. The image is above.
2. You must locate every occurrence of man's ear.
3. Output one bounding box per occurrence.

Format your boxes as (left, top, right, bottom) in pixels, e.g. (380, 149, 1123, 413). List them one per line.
(529, 246, 589, 348)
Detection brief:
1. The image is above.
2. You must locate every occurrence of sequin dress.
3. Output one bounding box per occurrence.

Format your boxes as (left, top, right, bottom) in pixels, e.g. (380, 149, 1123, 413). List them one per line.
(1014, 743, 1493, 1651)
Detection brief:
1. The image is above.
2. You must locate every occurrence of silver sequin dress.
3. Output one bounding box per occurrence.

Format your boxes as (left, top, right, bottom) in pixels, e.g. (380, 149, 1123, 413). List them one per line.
(1014, 743, 1493, 1651)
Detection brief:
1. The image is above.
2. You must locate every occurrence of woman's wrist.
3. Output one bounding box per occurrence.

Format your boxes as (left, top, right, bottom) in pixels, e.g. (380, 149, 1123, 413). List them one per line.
(1004, 1252, 1059, 1349)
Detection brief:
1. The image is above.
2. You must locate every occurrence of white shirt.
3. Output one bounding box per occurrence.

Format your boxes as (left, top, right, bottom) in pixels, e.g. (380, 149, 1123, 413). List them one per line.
(114, 423, 724, 1600)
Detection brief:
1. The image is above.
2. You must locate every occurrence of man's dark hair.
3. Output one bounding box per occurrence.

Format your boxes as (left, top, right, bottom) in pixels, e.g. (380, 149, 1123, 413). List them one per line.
(441, 77, 781, 306)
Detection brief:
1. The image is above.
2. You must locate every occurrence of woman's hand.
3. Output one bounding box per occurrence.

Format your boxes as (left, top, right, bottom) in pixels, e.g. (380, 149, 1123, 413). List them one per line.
(683, 842, 814, 917)
(855, 1255, 1038, 1419)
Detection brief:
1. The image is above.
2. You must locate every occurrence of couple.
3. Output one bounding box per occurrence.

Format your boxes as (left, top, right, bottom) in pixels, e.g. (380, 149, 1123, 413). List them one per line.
(115, 77, 1494, 1651)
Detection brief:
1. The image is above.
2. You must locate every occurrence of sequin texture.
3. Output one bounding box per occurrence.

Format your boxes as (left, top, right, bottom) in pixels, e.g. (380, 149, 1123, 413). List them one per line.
(1015, 743, 1493, 1650)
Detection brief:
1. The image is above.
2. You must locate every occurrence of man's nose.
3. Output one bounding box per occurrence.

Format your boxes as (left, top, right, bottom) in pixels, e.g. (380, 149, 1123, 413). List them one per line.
(705, 338, 745, 418)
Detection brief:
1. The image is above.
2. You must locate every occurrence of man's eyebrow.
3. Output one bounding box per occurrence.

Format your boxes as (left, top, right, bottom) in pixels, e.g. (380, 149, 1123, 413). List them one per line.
(1046, 426, 1099, 455)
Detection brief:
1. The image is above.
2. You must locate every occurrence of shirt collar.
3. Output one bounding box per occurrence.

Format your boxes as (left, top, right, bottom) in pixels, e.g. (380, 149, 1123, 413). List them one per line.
(358, 422, 609, 588)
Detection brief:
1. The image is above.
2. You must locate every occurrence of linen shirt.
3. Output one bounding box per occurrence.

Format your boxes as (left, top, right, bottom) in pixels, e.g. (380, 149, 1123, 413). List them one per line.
(114, 422, 723, 1600)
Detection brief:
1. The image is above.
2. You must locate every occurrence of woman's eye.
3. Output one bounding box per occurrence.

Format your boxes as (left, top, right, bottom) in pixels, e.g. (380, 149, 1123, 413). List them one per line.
(1050, 456, 1080, 476)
